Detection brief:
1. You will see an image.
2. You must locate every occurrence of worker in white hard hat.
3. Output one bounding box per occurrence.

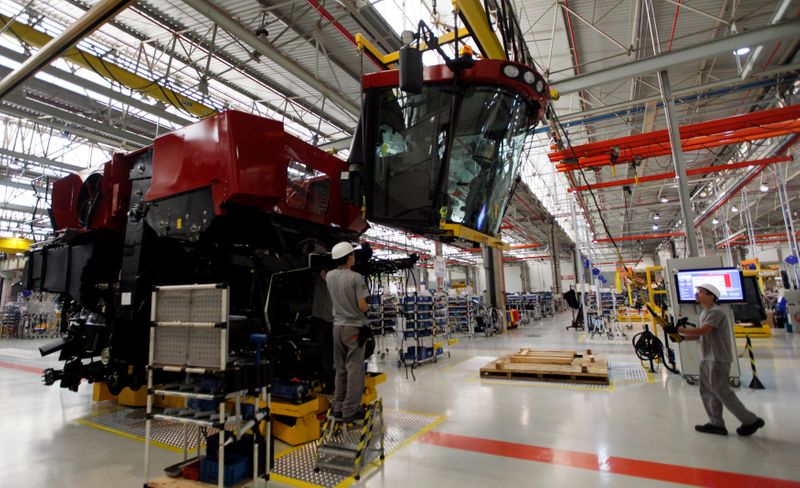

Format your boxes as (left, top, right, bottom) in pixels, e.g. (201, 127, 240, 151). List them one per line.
(326, 241, 369, 423)
(672, 282, 764, 437)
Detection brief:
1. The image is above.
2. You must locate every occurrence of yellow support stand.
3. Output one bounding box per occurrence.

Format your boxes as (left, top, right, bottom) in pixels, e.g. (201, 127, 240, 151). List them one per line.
(93, 382, 184, 408)
(267, 372, 387, 446)
(92, 382, 117, 402)
(118, 387, 148, 407)
(92, 382, 148, 407)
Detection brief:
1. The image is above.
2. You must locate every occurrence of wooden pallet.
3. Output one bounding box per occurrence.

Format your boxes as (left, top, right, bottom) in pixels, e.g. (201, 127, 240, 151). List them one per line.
(480, 348, 609, 384)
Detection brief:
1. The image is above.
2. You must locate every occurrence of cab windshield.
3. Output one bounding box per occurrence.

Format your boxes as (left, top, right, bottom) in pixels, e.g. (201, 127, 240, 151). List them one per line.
(369, 84, 533, 236)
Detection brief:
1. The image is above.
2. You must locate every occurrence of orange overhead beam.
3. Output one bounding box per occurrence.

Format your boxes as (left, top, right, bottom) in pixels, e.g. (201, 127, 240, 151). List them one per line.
(593, 232, 685, 243)
(568, 156, 792, 192)
(550, 104, 800, 163)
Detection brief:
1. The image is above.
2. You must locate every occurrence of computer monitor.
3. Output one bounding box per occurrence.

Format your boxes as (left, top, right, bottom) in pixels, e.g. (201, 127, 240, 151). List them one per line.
(674, 268, 746, 303)
(731, 276, 767, 325)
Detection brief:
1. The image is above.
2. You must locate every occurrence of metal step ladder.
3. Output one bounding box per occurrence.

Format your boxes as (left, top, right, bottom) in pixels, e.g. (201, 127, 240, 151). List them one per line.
(313, 398, 385, 480)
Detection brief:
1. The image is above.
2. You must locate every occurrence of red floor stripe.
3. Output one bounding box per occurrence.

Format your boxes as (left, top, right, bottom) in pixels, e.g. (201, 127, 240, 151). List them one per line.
(0, 360, 43, 375)
(419, 431, 800, 488)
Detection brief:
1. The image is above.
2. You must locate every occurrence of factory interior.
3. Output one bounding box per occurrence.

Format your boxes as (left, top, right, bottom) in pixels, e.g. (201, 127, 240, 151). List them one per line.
(0, 0, 799, 487)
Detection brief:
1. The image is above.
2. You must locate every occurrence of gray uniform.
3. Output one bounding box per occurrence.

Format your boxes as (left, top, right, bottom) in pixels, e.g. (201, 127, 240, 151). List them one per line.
(697, 304, 757, 427)
(326, 268, 369, 418)
(312, 276, 334, 322)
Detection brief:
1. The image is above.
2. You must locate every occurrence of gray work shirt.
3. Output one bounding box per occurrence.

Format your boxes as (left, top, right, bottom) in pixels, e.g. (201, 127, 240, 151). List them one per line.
(311, 273, 333, 322)
(326, 268, 369, 326)
(698, 304, 733, 363)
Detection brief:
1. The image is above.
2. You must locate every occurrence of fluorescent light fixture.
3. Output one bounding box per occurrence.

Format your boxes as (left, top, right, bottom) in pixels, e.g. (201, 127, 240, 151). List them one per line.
(731, 205, 738, 213)
(712, 218, 719, 225)
(661, 197, 669, 203)
(654, 214, 660, 220)
(652, 224, 658, 230)
(760, 184, 769, 192)
(734, 47, 751, 56)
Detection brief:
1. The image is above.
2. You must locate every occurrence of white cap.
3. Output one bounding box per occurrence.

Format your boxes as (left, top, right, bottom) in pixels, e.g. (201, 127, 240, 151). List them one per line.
(696, 283, 720, 298)
(332, 241, 355, 260)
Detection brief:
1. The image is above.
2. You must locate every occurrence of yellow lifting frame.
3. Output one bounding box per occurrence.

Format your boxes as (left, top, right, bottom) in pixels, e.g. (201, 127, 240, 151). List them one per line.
(356, 0, 508, 68)
(645, 266, 666, 329)
(356, 27, 472, 70)
(451, 0, 508, 60)
(0, 15, 215, 119)
(439, 221, 509, 250)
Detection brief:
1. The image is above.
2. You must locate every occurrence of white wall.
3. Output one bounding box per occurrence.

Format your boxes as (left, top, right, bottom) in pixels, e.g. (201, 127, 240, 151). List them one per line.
(498, 259, 575, 292)
(503, 264, 523, 293)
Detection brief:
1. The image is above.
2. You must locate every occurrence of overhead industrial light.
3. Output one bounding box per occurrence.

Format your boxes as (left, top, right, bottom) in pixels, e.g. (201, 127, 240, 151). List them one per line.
(734, 46, 751, 56)
(760, 183, 769, 192)
(731, 205, 739, 213)
(700, 191, 707, 198)
(660, 197, 669, 203)
(712, 218, 719, 225)
(654, 213, 660, 220)
(652, 224, 659, 230)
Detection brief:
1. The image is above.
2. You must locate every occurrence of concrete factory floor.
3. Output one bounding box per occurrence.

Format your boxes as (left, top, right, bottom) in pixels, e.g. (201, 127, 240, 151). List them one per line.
(1, 312, 799, 487)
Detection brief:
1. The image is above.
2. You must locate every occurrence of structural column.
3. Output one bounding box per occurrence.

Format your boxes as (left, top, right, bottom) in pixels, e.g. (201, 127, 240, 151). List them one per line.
(644, 0, 698, 256)
(434, 242, 444, 292)
(482, 245, 507, 332)
(570, 199, 588, 328)
(550, 220, 562, 296)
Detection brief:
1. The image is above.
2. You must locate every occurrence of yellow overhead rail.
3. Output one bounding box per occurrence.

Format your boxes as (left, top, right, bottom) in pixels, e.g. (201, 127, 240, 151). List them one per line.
(0, 15, 214, 119)
(356, 28, 472, 70)
(451, 0, 507, 60)
(356, 0, 510, 68)
(0, 237, 33, 254)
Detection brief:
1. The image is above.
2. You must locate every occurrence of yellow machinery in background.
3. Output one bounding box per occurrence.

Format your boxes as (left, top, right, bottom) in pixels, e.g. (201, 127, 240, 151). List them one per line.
(646, 266, 667, 330)
(615, 267, 650, 323)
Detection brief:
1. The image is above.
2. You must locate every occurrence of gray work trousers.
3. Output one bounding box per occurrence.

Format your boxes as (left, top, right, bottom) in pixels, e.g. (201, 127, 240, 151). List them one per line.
(699, 360, 758, 427)
(332, 325, 365, 417)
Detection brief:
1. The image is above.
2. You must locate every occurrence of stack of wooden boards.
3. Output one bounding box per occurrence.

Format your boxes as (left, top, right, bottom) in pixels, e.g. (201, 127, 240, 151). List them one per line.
(480, 348, 609, 384)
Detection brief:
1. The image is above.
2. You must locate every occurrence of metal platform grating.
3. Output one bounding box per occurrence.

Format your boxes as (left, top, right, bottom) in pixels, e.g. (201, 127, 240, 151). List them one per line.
(79, 406, 442, 487)
(78, 407, 213, 451)
(610, 360, 653, 385)
(272, 409, 441, 487)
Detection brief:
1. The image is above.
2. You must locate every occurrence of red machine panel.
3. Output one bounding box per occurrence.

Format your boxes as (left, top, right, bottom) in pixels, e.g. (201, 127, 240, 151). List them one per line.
(49, 152, 136, 233)
(146, 110, 365, 232)
(362, 59, 548, 120)
(147, 111, 287, 207)
(50, 174, 82, 231)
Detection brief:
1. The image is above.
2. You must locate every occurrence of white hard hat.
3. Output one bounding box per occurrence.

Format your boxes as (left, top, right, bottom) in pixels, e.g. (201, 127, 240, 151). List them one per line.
(696, 283, 720, 298)
(332, 241, 355, 260)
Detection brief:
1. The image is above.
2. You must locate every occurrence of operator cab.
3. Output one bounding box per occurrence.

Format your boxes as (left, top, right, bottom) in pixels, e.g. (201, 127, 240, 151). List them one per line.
(346, 58, 549, 242)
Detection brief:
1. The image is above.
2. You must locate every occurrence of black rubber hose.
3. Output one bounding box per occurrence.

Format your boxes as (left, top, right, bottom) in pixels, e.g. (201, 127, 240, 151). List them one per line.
(632, 329, 680, 374)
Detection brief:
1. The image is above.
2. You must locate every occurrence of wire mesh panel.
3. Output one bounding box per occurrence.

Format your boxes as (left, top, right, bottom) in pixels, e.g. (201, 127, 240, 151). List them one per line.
(151, 284, 228, 369)
(152, 327, 189, 366)
(154, 285, 226, 324)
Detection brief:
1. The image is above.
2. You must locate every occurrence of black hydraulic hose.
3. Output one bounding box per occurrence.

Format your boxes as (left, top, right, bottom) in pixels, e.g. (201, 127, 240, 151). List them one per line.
(632, 329, 680, 374)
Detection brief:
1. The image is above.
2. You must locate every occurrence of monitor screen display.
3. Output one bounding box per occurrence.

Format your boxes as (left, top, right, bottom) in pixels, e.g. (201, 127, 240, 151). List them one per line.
(674, 268, 746, 303)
